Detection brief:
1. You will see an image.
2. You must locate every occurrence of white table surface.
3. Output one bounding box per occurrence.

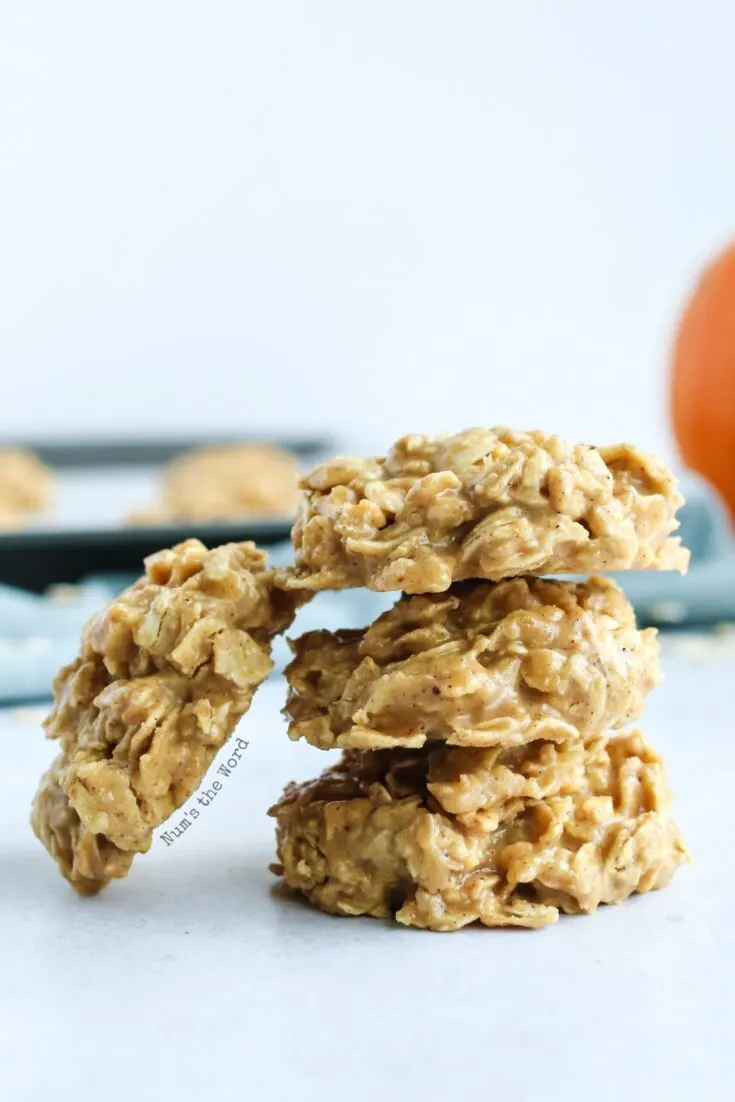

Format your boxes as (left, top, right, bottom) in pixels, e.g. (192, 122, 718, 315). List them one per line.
(2, 646, 733, 1102)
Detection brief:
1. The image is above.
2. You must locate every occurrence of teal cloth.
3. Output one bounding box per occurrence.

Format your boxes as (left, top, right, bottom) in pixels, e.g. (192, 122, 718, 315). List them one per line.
(0, 579, 120, 704)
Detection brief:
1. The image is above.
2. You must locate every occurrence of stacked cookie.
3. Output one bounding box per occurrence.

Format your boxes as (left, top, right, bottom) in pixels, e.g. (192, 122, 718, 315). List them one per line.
(271, 428, 690, 930)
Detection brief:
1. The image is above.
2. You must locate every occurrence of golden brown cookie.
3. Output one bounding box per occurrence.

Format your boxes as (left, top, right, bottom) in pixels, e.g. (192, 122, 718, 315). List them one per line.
(282, 428, 688, 592)
(129, 443, 300, 524)
(270, 731, 688, 930)
(284, 576, 660, 750)
(31, 539, 306, 894)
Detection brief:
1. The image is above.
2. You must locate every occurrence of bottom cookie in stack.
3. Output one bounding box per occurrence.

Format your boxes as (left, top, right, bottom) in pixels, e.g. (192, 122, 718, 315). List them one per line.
(269, 731, 689, 930)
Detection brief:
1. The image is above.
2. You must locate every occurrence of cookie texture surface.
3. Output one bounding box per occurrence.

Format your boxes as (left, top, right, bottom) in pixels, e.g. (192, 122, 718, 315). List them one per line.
(283, 428, 688, 592)
(31, 539, 305, 894)
(284, 577, 660, 750)
(270, 731, 688, 930)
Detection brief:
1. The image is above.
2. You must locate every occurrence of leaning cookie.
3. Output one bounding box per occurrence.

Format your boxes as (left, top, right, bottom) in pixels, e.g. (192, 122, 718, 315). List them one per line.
(31, 539, 306, 894)
(284, 576, 660, 750)
(281, 427, 689, 593)
(269, 731, 689, 931)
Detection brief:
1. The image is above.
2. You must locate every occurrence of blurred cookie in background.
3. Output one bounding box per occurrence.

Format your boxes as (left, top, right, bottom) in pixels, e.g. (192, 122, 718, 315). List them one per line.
(0, 447, 54, 529)
(129, 442, 300, 524)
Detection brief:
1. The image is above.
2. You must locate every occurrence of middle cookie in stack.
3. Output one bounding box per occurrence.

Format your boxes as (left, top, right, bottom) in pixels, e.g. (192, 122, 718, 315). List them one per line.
(270, 428, 689, 929)
(282, 577, 659, 752)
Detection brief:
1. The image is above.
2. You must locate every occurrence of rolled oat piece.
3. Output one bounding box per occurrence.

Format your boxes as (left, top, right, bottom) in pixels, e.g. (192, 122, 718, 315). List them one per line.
(270, 731, 689, 930)
(31, 539, 306, 894)
(285, 576, 660, 750)
(282, 428, 689, 592)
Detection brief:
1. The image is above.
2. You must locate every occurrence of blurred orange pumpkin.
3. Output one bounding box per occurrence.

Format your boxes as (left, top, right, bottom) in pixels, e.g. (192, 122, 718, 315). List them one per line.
(672, 241, 735, 519)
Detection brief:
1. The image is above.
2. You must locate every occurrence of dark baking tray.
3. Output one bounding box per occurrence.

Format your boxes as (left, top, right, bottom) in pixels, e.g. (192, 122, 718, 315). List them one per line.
(8, 434, 330, 468)
(0, 520, 294, 591)
(0, 434, 331, 592)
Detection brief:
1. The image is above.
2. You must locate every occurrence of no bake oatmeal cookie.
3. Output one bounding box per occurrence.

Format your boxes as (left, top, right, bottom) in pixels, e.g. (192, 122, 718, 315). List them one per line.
(31, 539, 306, 893)
(130, 443, 300, 524)
(0, 446, 53, 527)
(284, 576, 660, 750)
(283, 428, 689, 593)
(270, 731, 689, 930)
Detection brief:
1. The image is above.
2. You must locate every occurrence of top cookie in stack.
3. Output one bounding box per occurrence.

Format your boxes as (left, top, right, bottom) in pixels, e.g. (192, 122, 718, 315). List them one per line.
(281, 427, 688, 592)
(271, 428, 690, 930)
